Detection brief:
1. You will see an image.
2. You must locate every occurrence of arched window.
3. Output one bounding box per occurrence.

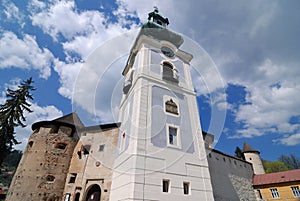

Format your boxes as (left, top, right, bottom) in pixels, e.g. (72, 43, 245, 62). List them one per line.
(165, 99, 179, 115)
(162, 62, 179, 83)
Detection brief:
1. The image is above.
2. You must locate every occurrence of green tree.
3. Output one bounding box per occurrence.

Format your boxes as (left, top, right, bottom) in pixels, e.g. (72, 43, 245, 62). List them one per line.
(234, 146, 244, 159)
(263, 160, 289, 173)
(3, 150, 23, 167)
(278, 154, 300, 170)
(0, 78, 35, 166)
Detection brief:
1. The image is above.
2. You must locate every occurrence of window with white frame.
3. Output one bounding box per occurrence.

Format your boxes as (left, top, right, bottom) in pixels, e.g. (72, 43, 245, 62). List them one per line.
(162, 179, 170, 193)
(183, 182, 190, 195)
(270, 188, 280, 198)
(162, 61, 179, 83)
(166, 124, 180, 147)
(291, 186, 300, 197)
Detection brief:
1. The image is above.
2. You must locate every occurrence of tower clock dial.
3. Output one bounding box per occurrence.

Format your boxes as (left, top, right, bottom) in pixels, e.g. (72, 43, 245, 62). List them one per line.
(161, 46, 174, 58)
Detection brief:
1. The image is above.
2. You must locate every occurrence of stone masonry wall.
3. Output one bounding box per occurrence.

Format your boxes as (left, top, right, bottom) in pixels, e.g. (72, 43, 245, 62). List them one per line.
(207, 149, 257, 201)
(6, 124, 78, 201)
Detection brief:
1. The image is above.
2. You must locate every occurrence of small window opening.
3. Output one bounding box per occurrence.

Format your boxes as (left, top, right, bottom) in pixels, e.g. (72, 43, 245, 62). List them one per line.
(83, 145, 91, 155)
(168, 127, 177, 145)
(50, 126, 59, 133)
(55, 142, 67, 150)
(77, 151, 82, 159)
(28, 141, 34, 148)
(162, 179, 170, 193)
(99, 144, 105, 152)
(64, 193, 71, 201)
(46, 175, 55, 182)
(120, 133, 126, 152)
(69, 173, 77, 183)
(183, 182, 190, 195)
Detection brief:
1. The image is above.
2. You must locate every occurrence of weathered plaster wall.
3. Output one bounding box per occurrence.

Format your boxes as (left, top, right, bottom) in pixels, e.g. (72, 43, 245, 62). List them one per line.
(6, 125, 78, 201)
(63, 126, 119, 201)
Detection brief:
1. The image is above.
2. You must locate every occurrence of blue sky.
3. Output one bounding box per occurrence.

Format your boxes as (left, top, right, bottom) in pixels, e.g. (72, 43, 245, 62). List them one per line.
(1, 0, 300, 161)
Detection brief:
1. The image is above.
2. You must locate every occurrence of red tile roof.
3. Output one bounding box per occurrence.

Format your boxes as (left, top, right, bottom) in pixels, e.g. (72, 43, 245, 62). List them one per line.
(253, 169, 300, 186)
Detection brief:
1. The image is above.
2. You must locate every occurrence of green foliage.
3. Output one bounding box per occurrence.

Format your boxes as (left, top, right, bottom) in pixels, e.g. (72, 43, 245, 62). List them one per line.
(3, 150, 22, 167)
(263, 160, 289, 173)
(234, 146, 244, 159)
(278, 154, 300, 170)
(0, 78, 35, 166)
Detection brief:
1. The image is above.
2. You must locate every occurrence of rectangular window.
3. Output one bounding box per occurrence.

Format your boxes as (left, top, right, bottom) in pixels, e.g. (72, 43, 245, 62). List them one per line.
(69, 173, 77, 183)
(99, 144, 105, 152)
(270, 188, 280, 198)
(169, 127, 177, 145)
(292, 186, 300, 197)
(83, 145, 91, 155)
(162, 180, 170, 193)
(183, 182, 190, 195)
(64, 193, 71, 201)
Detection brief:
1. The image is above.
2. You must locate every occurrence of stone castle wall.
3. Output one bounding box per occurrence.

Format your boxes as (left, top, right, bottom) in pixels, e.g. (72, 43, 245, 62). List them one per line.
(207, 149, 257, 201)
(6, 124, 78, 201)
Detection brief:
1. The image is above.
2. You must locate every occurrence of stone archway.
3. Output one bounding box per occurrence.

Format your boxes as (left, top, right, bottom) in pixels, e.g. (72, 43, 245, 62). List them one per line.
(85, 184, 101, 201)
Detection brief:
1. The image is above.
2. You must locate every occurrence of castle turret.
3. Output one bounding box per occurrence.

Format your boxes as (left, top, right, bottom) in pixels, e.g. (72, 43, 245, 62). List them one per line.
(6, 113, 83, 201)
(243, 142, 265, 175)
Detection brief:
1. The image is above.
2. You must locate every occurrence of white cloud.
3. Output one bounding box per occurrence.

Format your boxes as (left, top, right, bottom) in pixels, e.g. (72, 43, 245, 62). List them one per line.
(273, 133, 300, 146)
(2, 0, 24, 26)
(232, 59, 300, 139)
(29, 0, 139, 59)
(53, 59, 82, 99)
(0, 31, 54, 79)
(25, 0, 300, 144)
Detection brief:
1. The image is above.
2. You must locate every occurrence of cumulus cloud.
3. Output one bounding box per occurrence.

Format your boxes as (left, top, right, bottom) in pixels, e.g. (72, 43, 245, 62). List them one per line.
(29, 0, 139, 58)
(273, 133, 300, 146)
(21, 0, 300, 146)
(0, 31, 54, 79)
(114, 0, 300, 145)
(2, 0, 24, 26)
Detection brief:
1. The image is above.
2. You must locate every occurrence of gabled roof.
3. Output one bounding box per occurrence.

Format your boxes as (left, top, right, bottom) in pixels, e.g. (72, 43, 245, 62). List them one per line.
(243, 142, 260, 154)
(253, 169, 300, 186)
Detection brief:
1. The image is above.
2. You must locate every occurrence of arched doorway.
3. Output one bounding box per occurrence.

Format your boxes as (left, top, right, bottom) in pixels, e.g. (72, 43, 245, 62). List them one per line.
(74, 192, 80, 201)
(85, 184, 101, 201)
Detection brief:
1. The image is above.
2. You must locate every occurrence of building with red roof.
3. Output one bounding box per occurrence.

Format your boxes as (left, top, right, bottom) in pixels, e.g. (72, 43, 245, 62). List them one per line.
(253, 169, 300, 200)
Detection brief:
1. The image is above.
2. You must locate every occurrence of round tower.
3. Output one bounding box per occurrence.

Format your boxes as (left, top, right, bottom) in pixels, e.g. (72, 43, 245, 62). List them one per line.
(6, 113, 83, 201)
(242, 142, 265, 175)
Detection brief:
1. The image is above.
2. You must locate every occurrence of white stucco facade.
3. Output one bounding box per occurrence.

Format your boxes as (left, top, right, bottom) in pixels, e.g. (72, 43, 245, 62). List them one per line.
(109, 19, 214, 200)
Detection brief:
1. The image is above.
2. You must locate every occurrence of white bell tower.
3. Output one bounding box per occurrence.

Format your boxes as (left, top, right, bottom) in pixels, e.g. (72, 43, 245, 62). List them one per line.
(110, 8, 214, 201)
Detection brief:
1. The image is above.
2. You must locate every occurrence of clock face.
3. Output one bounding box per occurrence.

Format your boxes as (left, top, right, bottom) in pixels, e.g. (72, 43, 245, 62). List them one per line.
(161, 46, 174, 58)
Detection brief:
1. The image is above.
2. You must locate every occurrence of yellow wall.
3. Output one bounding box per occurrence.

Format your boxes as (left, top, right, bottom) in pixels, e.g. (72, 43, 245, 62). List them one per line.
(257, 182, 300, 201)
